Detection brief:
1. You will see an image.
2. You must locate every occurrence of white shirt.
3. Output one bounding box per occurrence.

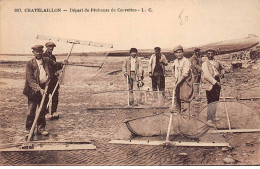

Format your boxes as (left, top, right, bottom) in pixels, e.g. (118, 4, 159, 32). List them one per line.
(173, 56, 190, 80)
(209, 60, 219, 77)
(201, 58, 219, 91)
(36, 59, 48, 84)
(130, 57, 136, 71)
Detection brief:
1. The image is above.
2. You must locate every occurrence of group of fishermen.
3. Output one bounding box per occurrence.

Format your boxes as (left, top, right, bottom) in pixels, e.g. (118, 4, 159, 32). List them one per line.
(23, 42, 224, 138)
(23, 42, 66, 138)
(122, 45, 224, 123)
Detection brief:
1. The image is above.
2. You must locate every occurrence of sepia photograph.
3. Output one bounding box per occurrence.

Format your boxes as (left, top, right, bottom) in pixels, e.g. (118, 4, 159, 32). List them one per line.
(0, 0, 260, 166)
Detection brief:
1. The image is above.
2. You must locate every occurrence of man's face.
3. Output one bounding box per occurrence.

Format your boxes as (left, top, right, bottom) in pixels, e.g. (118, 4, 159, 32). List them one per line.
(207, 51, 215, 60)
(195, 51, 200, 57)
(130, 52, 137, 58)
(174, 50, 184, 59)
(47, 46, 55, 53)
(155, 49, 161, 56)
(33, 50, 43, 60)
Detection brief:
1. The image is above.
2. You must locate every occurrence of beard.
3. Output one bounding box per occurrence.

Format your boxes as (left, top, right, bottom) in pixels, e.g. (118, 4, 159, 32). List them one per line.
(36, 54, 42, 60)
(47, 49, 53, 53)
(208, 56, 214, 60)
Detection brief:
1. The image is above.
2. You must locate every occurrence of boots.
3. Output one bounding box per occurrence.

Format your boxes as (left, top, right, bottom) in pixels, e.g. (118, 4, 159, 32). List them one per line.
(45, 112, 59, 120)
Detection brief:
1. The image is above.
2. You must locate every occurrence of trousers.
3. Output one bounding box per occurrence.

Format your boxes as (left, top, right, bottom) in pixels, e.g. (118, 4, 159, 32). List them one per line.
(25, 95, 49, 131)
(206, 76, 221, 121)
(151, 75, 165, 101)
(48, 79, 59, 114)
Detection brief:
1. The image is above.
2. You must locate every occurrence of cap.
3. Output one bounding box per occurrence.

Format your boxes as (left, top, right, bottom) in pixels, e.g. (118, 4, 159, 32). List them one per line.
(31, 45, 44, 51)
(45, 42, 56, 47)
(129, 48, 138, 53)
(194, 48, 201, 52)
(205, 48, 217, 53)
(154, 47, 161, 51)
(173, 45, 183, 53)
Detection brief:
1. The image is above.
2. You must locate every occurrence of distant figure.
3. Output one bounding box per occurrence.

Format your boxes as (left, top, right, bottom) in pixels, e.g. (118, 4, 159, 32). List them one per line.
(190, 48, 202, 98)
(23, 45, 64, 139)
(43, 42, 60, 120)
(201, 48, 225, 123)
(148, 47, 168, 103)
(122, 48, 144, 106)
(171, 45, 193, 113)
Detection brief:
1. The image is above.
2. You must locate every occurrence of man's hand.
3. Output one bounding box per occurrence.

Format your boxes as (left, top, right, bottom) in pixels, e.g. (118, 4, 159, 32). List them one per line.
(169, 106, 174, 113)
(159, 59, 166, 65)
(55, 72, 60, 76)
(149, 72, 152, 77)
(64, 60, 69, 65)
(220, 74, 224, 79)
(40, 89, 45, 96)
(124, 72, 128, 77)
(176, 81, 180, 87)
(169, 106, 179, 113)
(173, 79, 180, 88)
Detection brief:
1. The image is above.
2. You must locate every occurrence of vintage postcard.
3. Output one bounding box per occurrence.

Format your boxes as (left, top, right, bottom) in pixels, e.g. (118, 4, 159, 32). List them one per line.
(0, 0, 260, 166)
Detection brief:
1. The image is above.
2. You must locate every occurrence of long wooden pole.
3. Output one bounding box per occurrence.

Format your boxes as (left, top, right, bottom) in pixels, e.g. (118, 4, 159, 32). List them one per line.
(166, 87, 176, 142)
(223, 91, 232, 130)
(36, 35, 113, 48)
(26, 86, 49, 143)
(171, 88, 176, 111)
(109, 140, 229, 147)
(126, 75, 130, 106)
(46, 42, 75, 109)
(166, 113, 173, 142)
(209, 129, 260, 133)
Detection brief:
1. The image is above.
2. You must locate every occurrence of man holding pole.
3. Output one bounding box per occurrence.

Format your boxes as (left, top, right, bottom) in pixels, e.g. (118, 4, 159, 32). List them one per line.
(43, 42, 60, 120)
(171, 45, 193, 113)
(122, 48, 144, 106)
(23, 45, 64, 139)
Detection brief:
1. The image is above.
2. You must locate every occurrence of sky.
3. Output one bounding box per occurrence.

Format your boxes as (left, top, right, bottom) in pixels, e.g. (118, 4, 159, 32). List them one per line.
(0, 0, 260, 54)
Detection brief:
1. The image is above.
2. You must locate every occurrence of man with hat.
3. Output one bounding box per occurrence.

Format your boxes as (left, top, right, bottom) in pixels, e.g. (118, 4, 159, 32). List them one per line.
(171, 45, 193, 113)
(148, 47, 168, 103)
(201, 48, 224, 123)
(43, 42, 60, 120)
(122, 48, 144, 106)
(23, 45, 65, 138)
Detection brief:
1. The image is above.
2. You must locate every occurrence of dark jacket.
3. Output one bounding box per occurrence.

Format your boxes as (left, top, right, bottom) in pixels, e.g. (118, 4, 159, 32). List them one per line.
(43, 51, 60, 88)
(23, 57, 62, 99)
(43, 51, 56, 62)
(190, 54, 202, 75)
(190, 54, 202, 83)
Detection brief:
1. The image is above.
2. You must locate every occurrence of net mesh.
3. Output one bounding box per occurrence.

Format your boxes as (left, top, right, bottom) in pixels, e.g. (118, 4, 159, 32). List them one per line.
(123, 112, 211, 139)
(115, 101, 260, 140)
(61, 49, 111, 86)
(197, 101, 260, 129)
